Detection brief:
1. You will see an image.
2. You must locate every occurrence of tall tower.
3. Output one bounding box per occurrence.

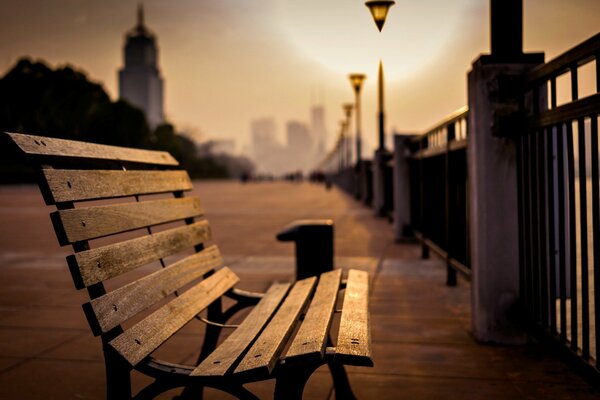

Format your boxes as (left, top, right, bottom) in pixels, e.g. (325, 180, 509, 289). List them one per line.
(118, 4, 164, 128)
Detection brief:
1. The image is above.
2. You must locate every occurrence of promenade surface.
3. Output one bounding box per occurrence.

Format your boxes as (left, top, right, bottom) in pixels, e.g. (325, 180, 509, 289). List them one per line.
(0, 180, 598, 399)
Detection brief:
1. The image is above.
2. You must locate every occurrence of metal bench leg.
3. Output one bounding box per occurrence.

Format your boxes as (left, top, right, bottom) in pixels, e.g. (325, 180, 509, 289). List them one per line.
(274, 363, 320, 400)
(104, 348, 132, 399)
(327, 361, 357, 400)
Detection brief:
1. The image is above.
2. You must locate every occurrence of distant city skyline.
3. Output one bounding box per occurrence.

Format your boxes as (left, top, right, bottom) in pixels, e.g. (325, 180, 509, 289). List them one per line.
(0, 0, 598, 154)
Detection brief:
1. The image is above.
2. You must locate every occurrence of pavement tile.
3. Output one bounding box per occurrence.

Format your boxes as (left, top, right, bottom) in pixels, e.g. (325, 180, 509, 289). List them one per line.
(0, 327, 83, 359)
(344, 373, 523, 400)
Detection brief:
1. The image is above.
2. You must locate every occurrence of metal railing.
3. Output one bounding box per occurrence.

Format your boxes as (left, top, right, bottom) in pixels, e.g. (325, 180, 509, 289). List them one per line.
(408, 106, 470, 285)
(517, 32, 599, 375)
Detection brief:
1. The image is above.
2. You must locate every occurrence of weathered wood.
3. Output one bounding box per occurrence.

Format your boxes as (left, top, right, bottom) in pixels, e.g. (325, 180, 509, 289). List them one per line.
(41, 169, 192, 204)
(89, 245, 223, 334)
(110, 267, 239, 366)
(336, 269, 373, 366)
(284, 269, 342, 363)
(70, 220, 211, 288)
(5, 132, 178, 166)
(191, 282, 291, 377)
(234, 277, 317, 378)
(53, 197, 203, 245)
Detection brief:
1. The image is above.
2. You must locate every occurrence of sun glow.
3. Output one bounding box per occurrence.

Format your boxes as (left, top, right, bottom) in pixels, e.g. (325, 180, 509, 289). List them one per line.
(276, 0, 479, 81)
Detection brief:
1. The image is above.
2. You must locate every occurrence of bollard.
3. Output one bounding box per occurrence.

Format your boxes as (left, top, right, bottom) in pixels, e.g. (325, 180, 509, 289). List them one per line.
(276, 219, 334, 280)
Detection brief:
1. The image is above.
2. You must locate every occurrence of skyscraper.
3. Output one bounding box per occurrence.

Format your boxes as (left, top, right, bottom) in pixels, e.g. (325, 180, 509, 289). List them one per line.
(118, 4, 164, 128)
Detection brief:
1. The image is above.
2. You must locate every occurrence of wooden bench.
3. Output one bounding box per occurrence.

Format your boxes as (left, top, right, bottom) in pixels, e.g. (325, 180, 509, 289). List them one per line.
(4, 132, 373, 399)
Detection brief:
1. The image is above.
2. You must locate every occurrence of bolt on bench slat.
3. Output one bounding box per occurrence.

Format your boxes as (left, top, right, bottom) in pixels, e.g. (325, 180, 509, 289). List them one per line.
(69, 220, 211, 288)
(110, 267, 239, 366)
(41, 169, 192, 204)
(87, 245, 223, 334)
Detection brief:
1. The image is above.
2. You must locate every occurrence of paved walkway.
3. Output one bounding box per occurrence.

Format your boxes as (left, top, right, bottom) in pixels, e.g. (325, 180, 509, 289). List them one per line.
(0, 181, 597, 399)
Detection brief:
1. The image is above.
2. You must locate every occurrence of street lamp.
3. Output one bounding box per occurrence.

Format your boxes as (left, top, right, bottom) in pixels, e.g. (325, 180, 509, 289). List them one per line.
(365, 0, 395, 32)
(348, 73, 366, 162)
(365, 0, 394, 150)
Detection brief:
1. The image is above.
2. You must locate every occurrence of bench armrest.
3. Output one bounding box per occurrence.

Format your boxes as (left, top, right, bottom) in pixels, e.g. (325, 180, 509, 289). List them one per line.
(276, 219, 334, 280)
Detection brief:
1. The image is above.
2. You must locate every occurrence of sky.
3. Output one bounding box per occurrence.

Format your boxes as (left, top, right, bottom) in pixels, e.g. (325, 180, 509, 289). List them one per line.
(0, 0, 599, 154)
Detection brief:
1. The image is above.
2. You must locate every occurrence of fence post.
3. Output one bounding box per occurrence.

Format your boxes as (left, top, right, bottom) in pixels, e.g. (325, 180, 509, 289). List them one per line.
(468, 53, 544, 343)
(393, 134, 413, 241)
(373, 149, 392, 216)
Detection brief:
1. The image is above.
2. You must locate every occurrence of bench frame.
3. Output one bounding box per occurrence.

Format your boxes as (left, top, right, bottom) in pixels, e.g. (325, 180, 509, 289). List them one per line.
(4, 132, 372, 400)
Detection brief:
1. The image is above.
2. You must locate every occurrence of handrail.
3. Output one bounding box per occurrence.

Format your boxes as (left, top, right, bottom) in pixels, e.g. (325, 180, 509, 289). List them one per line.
(411, 106, 469, 143)
(524, 32, 600, 85)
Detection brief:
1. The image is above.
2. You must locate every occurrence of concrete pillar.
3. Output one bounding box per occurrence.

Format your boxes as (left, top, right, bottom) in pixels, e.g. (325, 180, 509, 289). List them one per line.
(468, 53, 543, 343)
(393, 134, 413, 240)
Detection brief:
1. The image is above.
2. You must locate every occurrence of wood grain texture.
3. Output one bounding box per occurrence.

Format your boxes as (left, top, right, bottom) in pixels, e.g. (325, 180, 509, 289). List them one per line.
(5, 132, 178, 166)
(54, 197, 203, 244)
(336, 269, 373, 366)
(90, 245, 223, 333)
(191, 282, 291, 377)
(284, 269, 342, 363)
(234, 277, 317, 378)
(42, 169, 192, 204)
(109, 267, 239, 366)
(71, 220, 211, 287)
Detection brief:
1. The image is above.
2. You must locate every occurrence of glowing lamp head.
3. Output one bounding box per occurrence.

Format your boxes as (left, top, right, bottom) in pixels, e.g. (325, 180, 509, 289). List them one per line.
(348, 73, 366, 93)
(365, 0, 395, 32)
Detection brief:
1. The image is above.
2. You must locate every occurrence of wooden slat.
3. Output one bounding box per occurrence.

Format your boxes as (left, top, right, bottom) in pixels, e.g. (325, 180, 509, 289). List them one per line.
(234, 277, 317, 378)
(5, 132, 178, 166)
(89, 245, 223, 334)
(336, 269, 372, 366)
(70, 220, 211, 288)
(191, 282, 291, 377)
(42, 169, 192, 204)
(54, 197, 203, 244)
(284, 269, 342, 363)
(110, 267, 239, 366)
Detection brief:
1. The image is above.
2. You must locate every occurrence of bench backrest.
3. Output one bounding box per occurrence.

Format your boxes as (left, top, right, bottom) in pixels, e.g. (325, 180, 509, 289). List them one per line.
(5, 132, 237, 366)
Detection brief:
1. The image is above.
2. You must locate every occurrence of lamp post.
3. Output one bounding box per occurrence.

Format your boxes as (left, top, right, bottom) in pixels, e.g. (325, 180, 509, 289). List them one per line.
(343, 103, 353, 164)
(365, 0, 395, 216)
(348, 74, 365, 162)
(365, 0, 395, 150)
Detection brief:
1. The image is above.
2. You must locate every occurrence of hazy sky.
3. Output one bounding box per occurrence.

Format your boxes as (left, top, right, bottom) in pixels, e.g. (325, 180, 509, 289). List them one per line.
(0, 0, 599, 153)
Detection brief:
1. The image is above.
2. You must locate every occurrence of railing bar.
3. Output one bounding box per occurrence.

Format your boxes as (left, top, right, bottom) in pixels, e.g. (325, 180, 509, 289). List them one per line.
(531, 133, 541, 321)
(566, 121, 579, 350)
(589, 114, 599, 365)
(550, 76, 557, 110)
(517, 135, 527, 310)
(547, 125, 558, 334)
(522, 134, 533, 316)
(571, 66, 579, 102)
(557, 123, 568, 343)
(577, 116, 590, 359)
(538, 129, 550, 328)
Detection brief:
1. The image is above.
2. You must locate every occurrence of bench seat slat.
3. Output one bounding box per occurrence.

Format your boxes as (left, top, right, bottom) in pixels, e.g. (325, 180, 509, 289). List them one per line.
(110, 267, 239, 366)
(336, 269, 373, 366)
(42, 169, 192, 204)
(6, 132, 178, 166)
(284, 269, 342, 363)
(89, 245, 223, 334)
(191, 282, 291, 377)
(70, 220, 211, 288)
(234, 277, 317, 378)
(54, 197, 203, 244)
